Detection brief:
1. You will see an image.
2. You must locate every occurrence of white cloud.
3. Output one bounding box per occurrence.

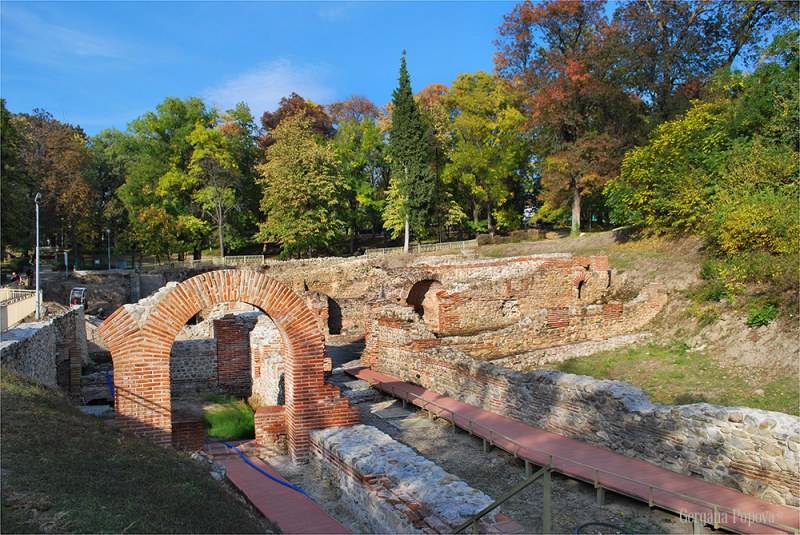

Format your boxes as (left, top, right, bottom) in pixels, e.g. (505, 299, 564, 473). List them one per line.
(1, 4, 121, 62)
(317, 2, 356, 22)
(203, 59, 336, 116)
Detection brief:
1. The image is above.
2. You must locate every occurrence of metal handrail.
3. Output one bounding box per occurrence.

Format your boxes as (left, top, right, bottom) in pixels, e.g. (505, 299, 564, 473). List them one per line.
(366, 377, 798, 534)
(452, 465, 552, 534)
(0, 289, 37, 305)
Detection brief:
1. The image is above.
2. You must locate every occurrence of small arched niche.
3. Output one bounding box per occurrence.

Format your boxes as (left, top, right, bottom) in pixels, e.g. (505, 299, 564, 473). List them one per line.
(406, 279, 443, 333)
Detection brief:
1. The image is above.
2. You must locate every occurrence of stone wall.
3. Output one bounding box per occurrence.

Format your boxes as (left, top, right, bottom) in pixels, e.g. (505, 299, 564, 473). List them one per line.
(441, 283, 667, 360)
(1, 307, 87, 394)
(428, 255, 611, 336)
(368, 332, 800, 507)
(250, 315, 285, 408)
(311, 425, 511, 534)
(170, 339, 217, 396)
(363, 282, 666, 366)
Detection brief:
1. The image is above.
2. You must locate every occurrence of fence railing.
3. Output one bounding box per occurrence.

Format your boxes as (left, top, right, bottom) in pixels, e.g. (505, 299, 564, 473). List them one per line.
(0, 289, 40, 331)
(117, 255, 267, 270)
(365, 375, 798, 535)
(365, 239, 477, 257)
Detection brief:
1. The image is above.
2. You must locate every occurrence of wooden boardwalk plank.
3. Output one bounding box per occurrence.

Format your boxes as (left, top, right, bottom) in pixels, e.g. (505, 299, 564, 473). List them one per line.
(347, 367, 799, 535)
(218, 456, 350, 534)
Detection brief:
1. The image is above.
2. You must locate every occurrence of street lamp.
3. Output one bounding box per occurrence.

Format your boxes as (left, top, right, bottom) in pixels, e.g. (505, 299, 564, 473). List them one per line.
(34, 192, 41, 320)
(106, 228, 111, 270)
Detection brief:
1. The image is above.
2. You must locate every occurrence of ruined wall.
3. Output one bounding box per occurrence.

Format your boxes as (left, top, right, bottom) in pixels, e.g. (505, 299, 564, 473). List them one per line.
(214, 313, 259, 396)
(441, 284, 667, 360)
(310, 425, 508, 534)
(427, 255, 611, 336)
(250, 315, 285, 408)
(367, 311, 800, 506)
(1, 307, 86, 394)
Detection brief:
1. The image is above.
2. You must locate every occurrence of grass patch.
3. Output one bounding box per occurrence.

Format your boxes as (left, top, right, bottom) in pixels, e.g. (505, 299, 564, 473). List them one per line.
(203, 396, 255, 440)
(554, 342, 799, 415)
(1, 371, 274, 534)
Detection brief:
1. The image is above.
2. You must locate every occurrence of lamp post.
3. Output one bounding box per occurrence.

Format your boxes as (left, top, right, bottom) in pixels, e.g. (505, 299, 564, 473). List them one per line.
(34, 192, 41, 320)
(106, 228, 111, 270)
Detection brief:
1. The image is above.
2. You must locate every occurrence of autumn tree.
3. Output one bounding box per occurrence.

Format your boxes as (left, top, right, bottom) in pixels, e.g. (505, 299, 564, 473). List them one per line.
(257, 112, 348, 258)
(17, 109, 96, 259)
(613, 0, 796, 122)
(259, 92, 334, 149)
(386, 51, 438, 251)
(495, 0, 643, 235)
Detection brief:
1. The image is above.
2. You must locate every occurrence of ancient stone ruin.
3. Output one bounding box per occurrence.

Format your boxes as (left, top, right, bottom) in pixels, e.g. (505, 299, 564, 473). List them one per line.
(93, 252, 798, 512)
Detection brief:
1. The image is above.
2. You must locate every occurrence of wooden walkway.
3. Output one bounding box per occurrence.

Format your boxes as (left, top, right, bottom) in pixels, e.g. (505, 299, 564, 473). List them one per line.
(216, 451, 349, 534)
(347, 367, 799, 535)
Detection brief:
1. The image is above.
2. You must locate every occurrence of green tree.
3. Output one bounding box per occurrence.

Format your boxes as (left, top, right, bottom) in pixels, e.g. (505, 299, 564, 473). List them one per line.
(443, 71, 531, 233)
(606, 29, 799, 243)
(329, 95, 388, 253)
(256, 113, 348, 258)
(386, 51, 438, 251)
(116, 96, 212, 259)
(0, 99, 35, 254)
(187, 124, 240, 257)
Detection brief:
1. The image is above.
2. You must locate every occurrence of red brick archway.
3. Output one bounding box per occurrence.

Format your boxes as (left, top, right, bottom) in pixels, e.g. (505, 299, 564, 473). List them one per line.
(97, 270, 359, 462)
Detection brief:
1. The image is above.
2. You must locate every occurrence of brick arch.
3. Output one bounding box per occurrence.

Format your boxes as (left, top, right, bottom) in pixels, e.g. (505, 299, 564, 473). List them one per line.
(397, 270, 443, 303)
(98, 270, 358, 462)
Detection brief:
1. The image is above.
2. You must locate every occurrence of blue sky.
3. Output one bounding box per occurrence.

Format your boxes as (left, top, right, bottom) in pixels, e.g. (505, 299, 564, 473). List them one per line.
(1, 1, 517, 136)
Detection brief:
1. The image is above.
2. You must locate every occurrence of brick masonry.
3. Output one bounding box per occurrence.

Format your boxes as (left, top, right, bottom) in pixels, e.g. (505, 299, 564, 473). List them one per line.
(97, 270, 359, 462)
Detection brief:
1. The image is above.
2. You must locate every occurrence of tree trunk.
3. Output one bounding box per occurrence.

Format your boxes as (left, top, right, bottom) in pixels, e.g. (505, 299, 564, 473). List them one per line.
(571, 177, 581, 236)
(349, 219, 357, 255)
(217, 204, 225, 259)
(403, 214, 410, 254)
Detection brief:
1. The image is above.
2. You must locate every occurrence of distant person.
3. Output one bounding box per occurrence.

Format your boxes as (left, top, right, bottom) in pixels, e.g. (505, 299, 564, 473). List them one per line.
(10, 272, 21, 287)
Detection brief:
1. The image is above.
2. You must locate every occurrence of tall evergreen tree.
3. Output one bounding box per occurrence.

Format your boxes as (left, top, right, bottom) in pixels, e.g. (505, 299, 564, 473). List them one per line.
(386, 51, 437, 252)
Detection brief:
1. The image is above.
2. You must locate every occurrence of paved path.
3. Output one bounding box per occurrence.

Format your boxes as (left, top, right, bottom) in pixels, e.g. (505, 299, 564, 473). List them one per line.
(216, 451, 349, 534)
(346, 367, 800, 535)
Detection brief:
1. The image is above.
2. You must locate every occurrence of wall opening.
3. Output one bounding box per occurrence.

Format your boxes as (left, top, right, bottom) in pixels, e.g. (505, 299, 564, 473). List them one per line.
(327, 297, 343, 335)
(406, 279, 443, 333)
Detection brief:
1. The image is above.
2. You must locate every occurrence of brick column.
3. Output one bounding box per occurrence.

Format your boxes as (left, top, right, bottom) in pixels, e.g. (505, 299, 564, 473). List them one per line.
(214, 315, 252, 396)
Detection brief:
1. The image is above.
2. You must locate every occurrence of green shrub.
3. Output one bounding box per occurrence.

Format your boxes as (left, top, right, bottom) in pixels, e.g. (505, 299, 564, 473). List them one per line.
(747, 303, 778, 327)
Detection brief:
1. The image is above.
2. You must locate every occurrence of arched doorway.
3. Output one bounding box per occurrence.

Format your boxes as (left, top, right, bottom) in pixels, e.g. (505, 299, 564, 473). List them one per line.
(97, 270, 358, 462)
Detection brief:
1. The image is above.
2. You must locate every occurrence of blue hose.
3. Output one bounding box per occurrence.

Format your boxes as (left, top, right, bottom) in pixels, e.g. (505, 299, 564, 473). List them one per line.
(105, 371, 115, 400)
(222, 441, 309, 498)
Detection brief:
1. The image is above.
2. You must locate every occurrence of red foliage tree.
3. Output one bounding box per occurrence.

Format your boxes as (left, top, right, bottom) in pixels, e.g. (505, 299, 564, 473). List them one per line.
(259, 92, 334, 149)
